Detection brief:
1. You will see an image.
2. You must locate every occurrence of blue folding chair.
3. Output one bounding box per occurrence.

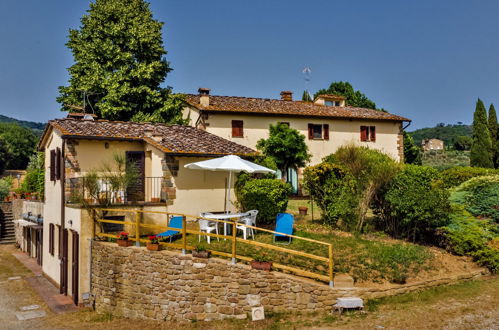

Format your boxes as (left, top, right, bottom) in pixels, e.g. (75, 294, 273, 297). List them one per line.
(273, 213, 294, 245)
(157, 216, 183, 242)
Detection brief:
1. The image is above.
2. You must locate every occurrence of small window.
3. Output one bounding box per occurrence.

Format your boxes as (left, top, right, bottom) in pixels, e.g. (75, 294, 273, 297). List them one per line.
(49, 224, 54, 255)
(325, 101, 333, 106)
(232, 120, 244, 138)
(360, 126, 376, 142)
(308, 124, 328, 140)
(334, 101, 341, 106)
(313, 125, 322, 139)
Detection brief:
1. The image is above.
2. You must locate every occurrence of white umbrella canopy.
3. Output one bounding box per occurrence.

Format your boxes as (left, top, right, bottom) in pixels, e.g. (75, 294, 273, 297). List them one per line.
(184, 155, 275, 213)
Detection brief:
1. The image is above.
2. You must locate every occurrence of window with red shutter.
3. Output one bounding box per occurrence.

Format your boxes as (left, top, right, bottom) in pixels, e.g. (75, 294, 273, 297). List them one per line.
(360, 126, 368, 141)
(50, 150, 56, 181)
(55, 148, 61, 180)
(323, 124, 329, 140)
(370, 126, 376, 142)
(308, 124, 314, 139)
(49, 223, 54, 255)
(231, 120, 244, 137)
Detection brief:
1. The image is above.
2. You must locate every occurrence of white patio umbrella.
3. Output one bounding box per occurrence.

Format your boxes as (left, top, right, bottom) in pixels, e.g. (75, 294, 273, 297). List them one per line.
(184, 155, 276, 213)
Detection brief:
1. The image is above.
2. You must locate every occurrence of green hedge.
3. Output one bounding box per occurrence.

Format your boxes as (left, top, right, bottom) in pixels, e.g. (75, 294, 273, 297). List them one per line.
(440, 166, 499, 188)
(238, 178, 291, 225)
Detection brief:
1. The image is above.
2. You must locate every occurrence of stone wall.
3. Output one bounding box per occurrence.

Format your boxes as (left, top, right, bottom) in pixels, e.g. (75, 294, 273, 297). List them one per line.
(91, 242, 486, 322)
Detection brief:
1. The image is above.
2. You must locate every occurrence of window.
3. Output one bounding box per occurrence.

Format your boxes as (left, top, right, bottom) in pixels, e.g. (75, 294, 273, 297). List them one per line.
(360, 126, 376, 142)
(325, 101, 341, 106)
(49, 224, 54, 255)
(308, 124, 329, 140)
(55, 147, 61, 180)
(50, 150, 56, 181)
(231, 120, 244, 138)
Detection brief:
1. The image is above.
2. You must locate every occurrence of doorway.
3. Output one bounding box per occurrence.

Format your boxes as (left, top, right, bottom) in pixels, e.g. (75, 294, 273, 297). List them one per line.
(125, 151, 145, 202)
(71, 231, 79, 305)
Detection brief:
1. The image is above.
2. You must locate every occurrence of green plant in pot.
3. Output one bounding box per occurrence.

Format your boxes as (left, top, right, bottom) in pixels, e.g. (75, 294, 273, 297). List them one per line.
(192, 242, 210, 258)
(117, 232, 132, 247)
(147, 235, 160, 251)
(251, 252, 272, 271)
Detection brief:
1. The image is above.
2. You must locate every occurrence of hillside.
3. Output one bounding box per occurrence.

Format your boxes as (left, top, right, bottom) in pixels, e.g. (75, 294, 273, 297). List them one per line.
(409, 124, 472, 146)
(0, 114, 45, 136)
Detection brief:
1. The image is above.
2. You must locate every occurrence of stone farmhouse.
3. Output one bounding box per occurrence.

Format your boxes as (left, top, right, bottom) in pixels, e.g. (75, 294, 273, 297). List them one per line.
(422, 138, 444, 151)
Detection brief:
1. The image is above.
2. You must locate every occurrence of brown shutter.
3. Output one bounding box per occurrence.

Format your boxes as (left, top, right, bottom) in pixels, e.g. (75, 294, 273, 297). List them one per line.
(55, 148, 61, 180)
(50, 150, 56, 181)
(308, 124, 314, 140)
(232, 120, 243, 137)
(370, 126, 376, 142)
(323, 124, 329, 140)
(49, 224, 54, 255)
(360, 126, 367, 141)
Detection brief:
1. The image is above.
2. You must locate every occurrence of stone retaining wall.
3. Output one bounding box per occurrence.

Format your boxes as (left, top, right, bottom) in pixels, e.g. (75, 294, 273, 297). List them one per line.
(91, 242, 486, 322)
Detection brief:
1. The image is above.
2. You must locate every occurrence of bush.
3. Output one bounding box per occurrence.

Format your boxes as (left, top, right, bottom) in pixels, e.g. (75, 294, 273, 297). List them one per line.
(373, 165, 451, 242)
(302, 163, 358, 229)
(438, 207, 498, 273)
(0, 176, 13, 200)
(17, 152, 44, 200)
(450, 175, 499, 222)
(440, 166, 499, 188)
(238, 178, 291, 225)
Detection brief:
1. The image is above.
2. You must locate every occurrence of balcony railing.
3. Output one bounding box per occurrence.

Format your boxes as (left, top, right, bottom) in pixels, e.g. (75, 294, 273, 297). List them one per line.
(65, 176, 166, 205)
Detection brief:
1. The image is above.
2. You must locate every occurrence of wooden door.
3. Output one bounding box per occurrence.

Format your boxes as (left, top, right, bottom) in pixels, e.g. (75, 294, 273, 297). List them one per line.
(125, 151, 145, 202)
(60, 229, 68, 295)
(36, 228, 42, 266)
(71, 231, 79, 306)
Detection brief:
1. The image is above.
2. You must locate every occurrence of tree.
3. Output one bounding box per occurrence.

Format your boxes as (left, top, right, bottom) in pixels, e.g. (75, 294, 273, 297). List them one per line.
(57, 0, 183, 123)
(301, 90, 312, 102)
(453, 135, 473, 151)
(470, 99, 493, 168)
(0, 138, 10, 175)
(0, 123, 37, 170)
(256, 123, 311, 182)
(489, 104, 499, 168)
(403, 131, 422, 164)
(314, 81, 376, 109)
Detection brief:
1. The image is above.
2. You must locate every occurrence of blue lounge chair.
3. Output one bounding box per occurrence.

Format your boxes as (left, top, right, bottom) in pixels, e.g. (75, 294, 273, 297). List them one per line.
(273, 213, 294, 244)
(157, 216, 183, 242)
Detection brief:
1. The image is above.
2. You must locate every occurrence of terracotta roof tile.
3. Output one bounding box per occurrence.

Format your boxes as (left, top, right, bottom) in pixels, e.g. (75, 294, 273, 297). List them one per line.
(184, 94, 410, 122)
(46, 118, 255, 156)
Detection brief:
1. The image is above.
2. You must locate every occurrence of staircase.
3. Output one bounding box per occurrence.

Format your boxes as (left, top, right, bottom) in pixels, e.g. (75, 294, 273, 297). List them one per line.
(0, 203, 16, 244)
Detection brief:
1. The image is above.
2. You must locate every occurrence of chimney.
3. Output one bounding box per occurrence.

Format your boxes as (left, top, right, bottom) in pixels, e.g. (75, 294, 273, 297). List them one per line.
(198, 88, 210, 106)
(280, 91, 293, 101)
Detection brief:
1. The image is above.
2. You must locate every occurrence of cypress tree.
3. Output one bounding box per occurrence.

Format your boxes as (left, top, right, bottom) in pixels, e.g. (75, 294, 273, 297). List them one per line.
(302, 90, 312, 102)
(470, 99, 493, 168)
(489, 104, 499, 168)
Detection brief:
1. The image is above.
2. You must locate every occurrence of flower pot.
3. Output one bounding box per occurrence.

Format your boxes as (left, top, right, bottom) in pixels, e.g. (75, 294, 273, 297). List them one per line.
(117, 239, 132, 247)
(151, 197, 160, 203)
(298, 206, 308, 216)
(192, 250, 211, 258)
(147, 242, 160, 251)
(251, 261, 272, 271)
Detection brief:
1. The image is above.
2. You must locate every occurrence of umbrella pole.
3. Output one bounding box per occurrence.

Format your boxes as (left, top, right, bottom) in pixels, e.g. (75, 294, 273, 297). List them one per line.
(227, 171, 232, 214)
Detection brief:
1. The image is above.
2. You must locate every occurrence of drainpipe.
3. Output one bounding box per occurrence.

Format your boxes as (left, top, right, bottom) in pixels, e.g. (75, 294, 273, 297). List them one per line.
(60, 139, 66, 295)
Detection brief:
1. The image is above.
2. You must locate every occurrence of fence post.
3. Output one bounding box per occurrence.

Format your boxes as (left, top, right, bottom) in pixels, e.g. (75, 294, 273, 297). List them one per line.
(328, 244, 334, 288)
(135, 211, 140, 247)
(231, 220, 237, 264)
(181, 216, 187, 255)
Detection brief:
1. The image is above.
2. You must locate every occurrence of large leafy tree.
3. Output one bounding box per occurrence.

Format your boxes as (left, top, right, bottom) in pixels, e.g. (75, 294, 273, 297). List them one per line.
(489, 104, 499, 168)
(470, 99, 493, 168)
(314, 81, 376, 109)
(0, 123, 37, 170)
(256, 123, 311, 182)
(57, 0, 183, 123)
(0, 138, 10, 174)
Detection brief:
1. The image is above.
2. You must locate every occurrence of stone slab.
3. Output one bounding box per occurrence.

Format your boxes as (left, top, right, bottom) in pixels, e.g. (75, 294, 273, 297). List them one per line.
(15, 310, 46, 321)
(8, 276, 21, 281)
(333, 273, 354, 288)
(20, 305, 40, 311)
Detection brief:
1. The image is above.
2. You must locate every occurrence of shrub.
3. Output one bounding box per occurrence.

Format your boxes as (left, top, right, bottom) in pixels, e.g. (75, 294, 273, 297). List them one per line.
(238, 178, 291, 225)
(0, 176, 13, 200)
(450, 175, 499, 222)
(438, 207, 498, 273)
(373, 165, 451, 242)
(440, 166, 499, 188)
(17, 152, 45, 200)
(302, 162, 358, 229)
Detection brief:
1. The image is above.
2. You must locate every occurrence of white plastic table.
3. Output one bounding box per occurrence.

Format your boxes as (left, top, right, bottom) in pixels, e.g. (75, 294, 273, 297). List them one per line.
(201, 212, 246, 237)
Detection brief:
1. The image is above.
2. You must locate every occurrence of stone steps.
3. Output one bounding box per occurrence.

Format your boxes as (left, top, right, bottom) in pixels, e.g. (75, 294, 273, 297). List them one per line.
(1, 205, 16, 244)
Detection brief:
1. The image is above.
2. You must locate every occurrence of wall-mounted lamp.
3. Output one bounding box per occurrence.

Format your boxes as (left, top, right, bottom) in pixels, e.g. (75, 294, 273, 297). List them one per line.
(104, 142, 110, 149)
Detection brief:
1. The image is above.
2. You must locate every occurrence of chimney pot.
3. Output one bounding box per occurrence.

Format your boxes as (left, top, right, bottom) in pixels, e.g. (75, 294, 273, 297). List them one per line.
(199, 88, 210, 106)
(280, 91, 293, 101)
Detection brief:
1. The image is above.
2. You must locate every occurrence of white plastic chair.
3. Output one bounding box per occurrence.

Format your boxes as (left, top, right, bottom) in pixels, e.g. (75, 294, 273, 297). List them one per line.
(199, 213, 219, 244)
(236, 210, 258, 240)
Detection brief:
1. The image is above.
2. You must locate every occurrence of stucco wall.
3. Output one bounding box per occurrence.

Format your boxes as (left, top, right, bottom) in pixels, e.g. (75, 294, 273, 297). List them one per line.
(184, 107, 403, 164)
(91, 242, 486, 322)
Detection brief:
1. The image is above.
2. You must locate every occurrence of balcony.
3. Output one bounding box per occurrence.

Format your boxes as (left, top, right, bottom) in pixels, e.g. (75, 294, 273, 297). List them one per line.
(65, 176, 167, 205)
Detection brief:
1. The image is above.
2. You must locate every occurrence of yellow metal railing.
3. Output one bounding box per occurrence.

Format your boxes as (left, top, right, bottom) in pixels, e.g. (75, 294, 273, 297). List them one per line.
(93, 208, 334, 287)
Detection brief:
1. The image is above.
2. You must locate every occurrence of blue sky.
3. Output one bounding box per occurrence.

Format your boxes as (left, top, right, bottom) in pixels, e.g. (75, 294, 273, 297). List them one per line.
(1, 0, 498, 129)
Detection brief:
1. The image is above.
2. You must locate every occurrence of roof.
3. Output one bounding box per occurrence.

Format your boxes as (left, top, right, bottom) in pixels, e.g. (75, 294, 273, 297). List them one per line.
(184, 94, 410, 122)
(40, 118, 255, 156)
(315, 94, 346, 100)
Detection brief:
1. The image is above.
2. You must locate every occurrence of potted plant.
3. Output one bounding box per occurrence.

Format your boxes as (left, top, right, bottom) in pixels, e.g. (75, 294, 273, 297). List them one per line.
(151, 197, 160, 203)
(298, 206, 308, 216)
(146, 235, 160, 251)
(250, 252, 272, 271)
(117, 232, 132, 247)
(192, 242, 211, 258)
